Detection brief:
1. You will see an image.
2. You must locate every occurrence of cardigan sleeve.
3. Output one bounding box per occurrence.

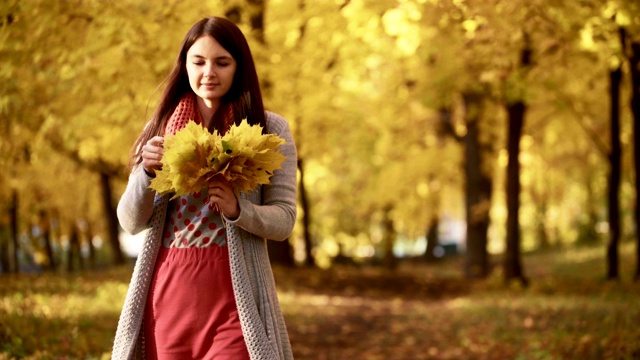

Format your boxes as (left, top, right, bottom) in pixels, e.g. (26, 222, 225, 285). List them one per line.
(224, 112, 298, 241)
(117, 166, 157, 235)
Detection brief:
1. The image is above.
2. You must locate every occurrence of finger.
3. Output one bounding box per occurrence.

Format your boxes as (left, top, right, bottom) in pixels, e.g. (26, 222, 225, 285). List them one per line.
(143, 144, 164, 156)
(143, 140, 164, 153)
(148, 136, 165, 147)
(208, 181, 227, 192)
(210, 189, 225, 199)
(144, 159, 162, 168)
(145, 151, 164, 161)
(142, 157, 161, 170)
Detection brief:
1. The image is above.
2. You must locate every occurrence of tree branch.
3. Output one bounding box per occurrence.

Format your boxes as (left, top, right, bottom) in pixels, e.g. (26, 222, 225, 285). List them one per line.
(43, 131, 126, 179)
(438, 108, 464, 143)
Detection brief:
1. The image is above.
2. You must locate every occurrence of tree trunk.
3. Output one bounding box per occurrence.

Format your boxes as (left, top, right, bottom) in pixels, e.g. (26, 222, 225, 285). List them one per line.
(225, 0, 272, 94)
(39, 210, 56, 272)
(67, 223, 83, 272)
(246, 0, 266, 45)
(100, 173, 124, 265)
(10, 189, 19, 273)
(607, 66, 622, 280)
(423, 214, 439, 262)
(504, 37, 531, 285)
(629, 42, 640, 281)
(86, 222, 97, 270)
(535, 199, 551, 249)
(268, 159, 304, 267)
(578, 177, 600, 244)
(463, 92, 493, 279)
(228, 0, 295, 265)
(0, 205, 10, 272)
(267, 239, 295, 267)
(297, 158, 315, 267)
(0, 225, 8, 273)
(381, 205, 398, 269)
(504, 100, 527, 285)
(267, 153, 298, 267)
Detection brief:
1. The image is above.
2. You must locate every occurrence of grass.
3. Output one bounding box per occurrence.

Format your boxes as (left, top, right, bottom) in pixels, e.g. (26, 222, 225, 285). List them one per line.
(0, 241, 638, 359)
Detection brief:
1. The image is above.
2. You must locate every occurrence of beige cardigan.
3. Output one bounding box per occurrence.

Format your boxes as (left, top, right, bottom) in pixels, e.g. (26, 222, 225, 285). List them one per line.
(111, 112, 296, 360)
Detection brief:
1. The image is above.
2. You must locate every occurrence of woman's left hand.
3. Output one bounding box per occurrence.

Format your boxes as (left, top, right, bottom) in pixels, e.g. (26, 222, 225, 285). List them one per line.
(208, 176, 240, 220)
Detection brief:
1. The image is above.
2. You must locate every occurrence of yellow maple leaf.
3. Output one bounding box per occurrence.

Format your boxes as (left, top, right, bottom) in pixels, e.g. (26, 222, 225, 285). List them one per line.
(148, 119, 286, 197)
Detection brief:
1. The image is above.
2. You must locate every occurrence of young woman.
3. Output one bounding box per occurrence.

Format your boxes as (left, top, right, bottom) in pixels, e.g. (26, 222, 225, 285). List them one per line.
(111, 17, 296, 360)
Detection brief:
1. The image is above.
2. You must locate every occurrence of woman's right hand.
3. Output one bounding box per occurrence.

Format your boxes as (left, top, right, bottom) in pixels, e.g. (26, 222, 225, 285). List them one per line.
(141, 136, 165, 176)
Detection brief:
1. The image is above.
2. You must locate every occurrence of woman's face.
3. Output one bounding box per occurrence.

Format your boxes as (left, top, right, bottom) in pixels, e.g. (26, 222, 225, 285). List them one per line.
(186, 35, 237, 108)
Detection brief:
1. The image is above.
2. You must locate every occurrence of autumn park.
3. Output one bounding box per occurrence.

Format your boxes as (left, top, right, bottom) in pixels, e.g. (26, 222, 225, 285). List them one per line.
(2, 0, 640, 359)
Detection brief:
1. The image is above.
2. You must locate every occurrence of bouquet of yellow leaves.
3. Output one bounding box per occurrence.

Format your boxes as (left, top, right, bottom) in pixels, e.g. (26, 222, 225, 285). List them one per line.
(149, 120, 286, 199)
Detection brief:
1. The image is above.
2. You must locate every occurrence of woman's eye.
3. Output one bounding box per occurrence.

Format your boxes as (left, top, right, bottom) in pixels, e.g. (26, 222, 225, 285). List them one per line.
(193, 62, 205, 66)
(217, 62, 230, 67)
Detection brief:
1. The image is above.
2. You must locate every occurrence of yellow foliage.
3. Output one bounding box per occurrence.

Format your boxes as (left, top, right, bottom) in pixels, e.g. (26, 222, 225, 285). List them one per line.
(150, 120, 286, 198)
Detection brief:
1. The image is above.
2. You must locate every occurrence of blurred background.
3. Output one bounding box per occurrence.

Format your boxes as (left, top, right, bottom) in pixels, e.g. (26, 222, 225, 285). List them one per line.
(1, 0, 640, 359)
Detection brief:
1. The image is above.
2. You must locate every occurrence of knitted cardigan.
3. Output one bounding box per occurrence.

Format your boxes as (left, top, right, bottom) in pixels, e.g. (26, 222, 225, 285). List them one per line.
(111, 112, 296, 360)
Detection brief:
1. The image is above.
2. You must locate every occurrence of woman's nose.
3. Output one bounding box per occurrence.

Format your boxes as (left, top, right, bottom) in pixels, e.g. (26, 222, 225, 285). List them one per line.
(204, 65, 215, 78)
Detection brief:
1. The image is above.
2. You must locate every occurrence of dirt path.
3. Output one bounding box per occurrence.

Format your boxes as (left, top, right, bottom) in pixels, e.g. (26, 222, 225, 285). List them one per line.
(274, 264, 477, 359)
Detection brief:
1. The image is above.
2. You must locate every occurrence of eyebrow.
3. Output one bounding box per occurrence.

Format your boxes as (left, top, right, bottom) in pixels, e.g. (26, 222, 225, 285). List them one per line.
(190, 54, 233, 60)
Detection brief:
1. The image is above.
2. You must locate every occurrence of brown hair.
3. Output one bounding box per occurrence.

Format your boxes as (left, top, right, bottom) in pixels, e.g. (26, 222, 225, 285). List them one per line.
(130, 16, 266, 167)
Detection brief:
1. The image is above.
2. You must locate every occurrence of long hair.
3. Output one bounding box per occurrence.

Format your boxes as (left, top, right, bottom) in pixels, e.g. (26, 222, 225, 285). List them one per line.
(130, 16, 266, 166)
